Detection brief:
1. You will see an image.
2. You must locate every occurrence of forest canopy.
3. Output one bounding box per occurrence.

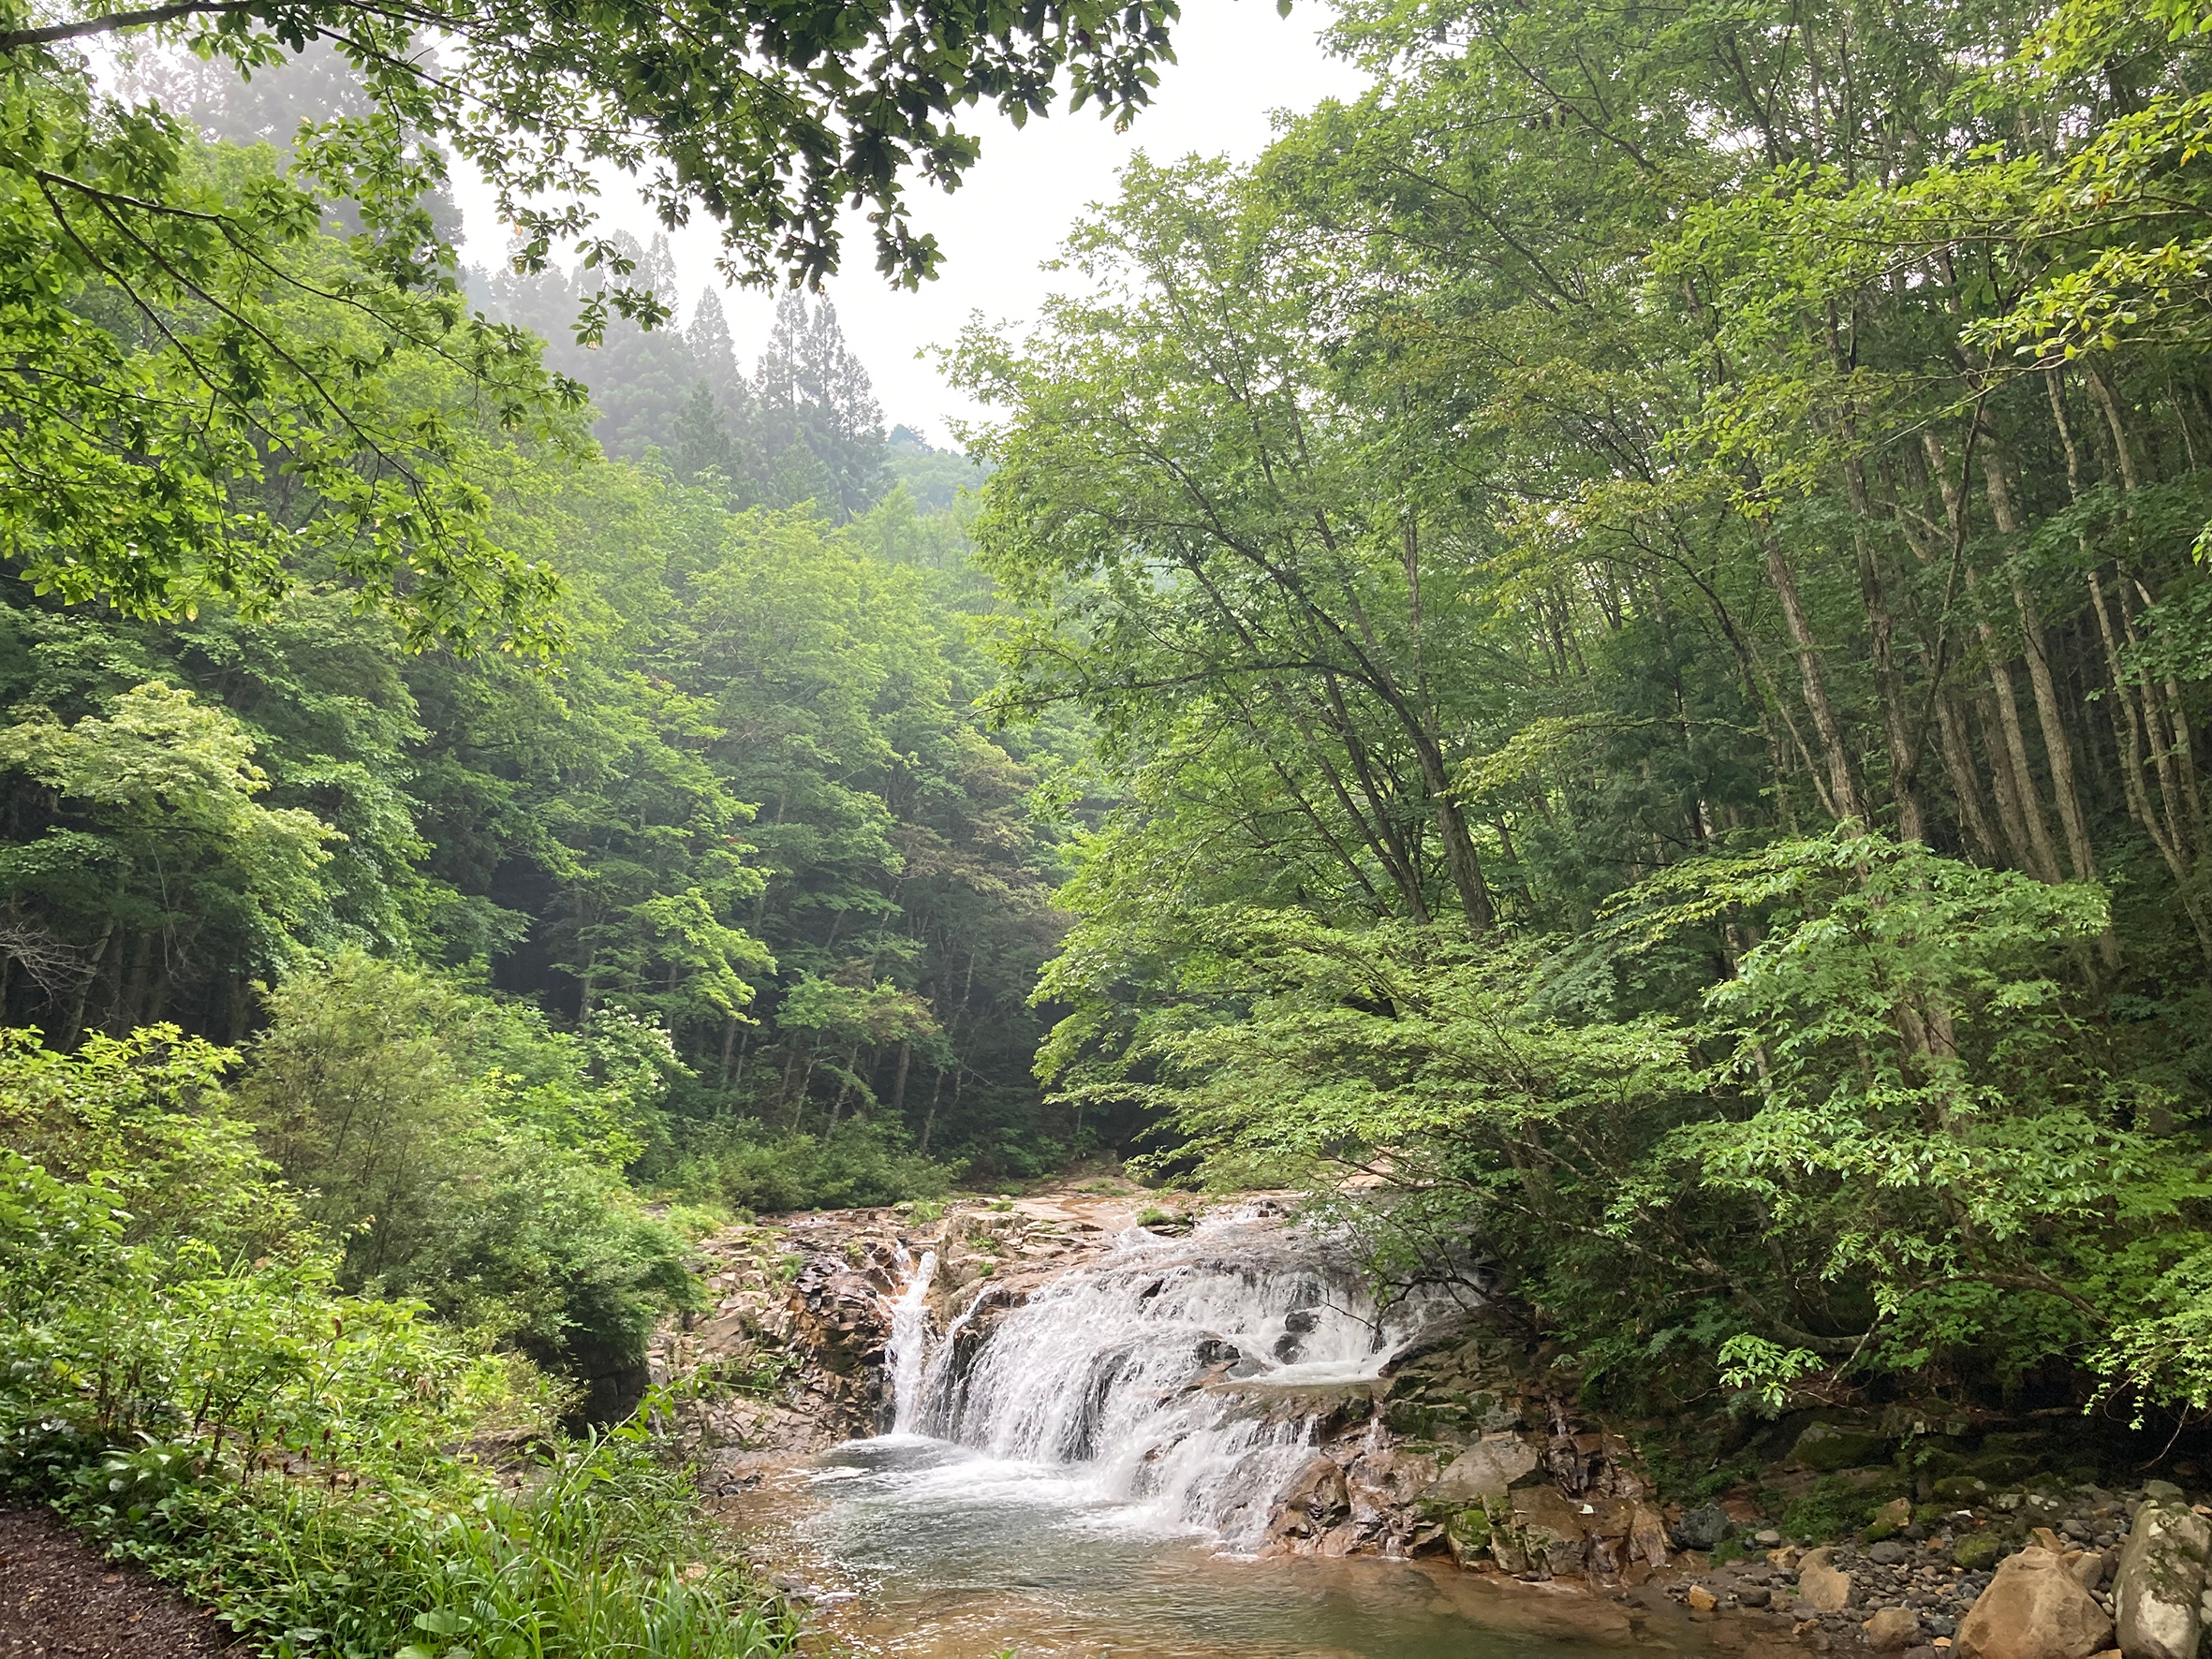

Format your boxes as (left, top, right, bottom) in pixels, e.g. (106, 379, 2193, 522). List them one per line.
(953, 0, 2212, 1417)
(0, 0, 1172, 645)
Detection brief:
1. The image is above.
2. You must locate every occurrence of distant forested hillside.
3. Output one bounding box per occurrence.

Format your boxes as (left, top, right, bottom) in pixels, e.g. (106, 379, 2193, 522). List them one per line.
(0, 47, 1073, 1209)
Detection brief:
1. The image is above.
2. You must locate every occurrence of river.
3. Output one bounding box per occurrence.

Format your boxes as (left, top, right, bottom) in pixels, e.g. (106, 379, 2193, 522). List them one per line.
(717, 1211, 1757, 1657)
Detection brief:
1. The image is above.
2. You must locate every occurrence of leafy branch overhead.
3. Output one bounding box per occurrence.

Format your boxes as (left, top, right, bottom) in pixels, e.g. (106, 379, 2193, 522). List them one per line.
(0, 0, 1177, 644)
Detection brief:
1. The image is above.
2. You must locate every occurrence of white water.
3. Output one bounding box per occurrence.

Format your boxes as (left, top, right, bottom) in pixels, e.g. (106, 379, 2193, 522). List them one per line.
(880, 1244, 938, 1434)
(753, 1217, 1717, 1657)
(879, 1214, 1469, 1550)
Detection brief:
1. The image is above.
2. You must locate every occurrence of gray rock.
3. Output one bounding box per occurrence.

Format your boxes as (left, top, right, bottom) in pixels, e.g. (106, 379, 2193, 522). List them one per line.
(1674, 1504, 1733, 1550)
(1424, 1434, 1540, 1503)
(2115, 1499, 2210, 1659)
(1872, 1541, 1913, 1565)
(2146, 1481, 2187, 1504)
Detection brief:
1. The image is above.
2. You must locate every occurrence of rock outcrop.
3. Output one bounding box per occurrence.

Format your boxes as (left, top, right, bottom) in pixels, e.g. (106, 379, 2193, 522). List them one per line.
(1424, 1434, 1540, 1502)
(2114, 1497, 2210, 1659)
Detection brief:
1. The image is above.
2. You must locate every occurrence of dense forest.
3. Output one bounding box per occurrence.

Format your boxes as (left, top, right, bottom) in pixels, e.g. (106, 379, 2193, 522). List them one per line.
(5, 0, 2212, 1642)
(0, 0, 1158, 1643)
(966, 0, 2212, 1424)
(1, 48, 1060, 1201)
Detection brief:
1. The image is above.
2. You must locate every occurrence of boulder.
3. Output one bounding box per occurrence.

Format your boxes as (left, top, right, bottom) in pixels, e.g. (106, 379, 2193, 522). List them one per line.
(1954, 1532, 2008, 1572)
(1674, 1503, 1733, 1550)
(1865, 1608, 1924, 1651)
(1793, 1419, 1895, 1472)
(1512, 1486, 1591, 1578)
(1957, 1546, 2116, 1659)
(2114, 1498, 2210, 1659)
(1427, 1435, 1541, 1502)
(1869, 1497, 1914, 1537)
(1798, 1547, 1856, 1613)
(1441, 1505, 1495, 1570)
(1487, 1529, 1530, 1575)
(1269, 1454, 1349, 1542)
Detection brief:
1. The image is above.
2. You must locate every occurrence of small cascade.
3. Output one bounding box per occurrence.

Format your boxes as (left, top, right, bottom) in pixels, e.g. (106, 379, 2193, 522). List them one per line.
(879, 1216, 1470, 1550)
(880, 1244, 937, 1435)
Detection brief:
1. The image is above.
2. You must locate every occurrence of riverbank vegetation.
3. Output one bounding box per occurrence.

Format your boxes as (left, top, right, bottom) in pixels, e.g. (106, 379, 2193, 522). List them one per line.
(968, 0, 2212, 1427)
(0, 0, 1163, 1637)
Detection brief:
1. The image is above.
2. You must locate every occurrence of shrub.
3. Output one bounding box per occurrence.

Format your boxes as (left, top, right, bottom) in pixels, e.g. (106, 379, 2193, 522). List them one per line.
(237, 956, 700, 1378)
(671, 1116, 953, 1212)
(0, 1031, 797, 1659)
(72, 1427, 798, 1659)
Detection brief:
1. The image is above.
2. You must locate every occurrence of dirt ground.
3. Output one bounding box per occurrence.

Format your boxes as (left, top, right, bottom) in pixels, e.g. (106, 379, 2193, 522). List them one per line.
(0, 1508, 229, 1658)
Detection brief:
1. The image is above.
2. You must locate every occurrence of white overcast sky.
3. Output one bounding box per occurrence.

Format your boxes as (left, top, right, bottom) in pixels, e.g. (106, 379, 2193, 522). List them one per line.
(450, 0, 1367, 446)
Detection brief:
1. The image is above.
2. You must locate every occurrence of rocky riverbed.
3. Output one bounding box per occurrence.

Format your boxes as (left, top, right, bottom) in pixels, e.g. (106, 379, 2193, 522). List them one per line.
(656, 1190, 2212, 1659)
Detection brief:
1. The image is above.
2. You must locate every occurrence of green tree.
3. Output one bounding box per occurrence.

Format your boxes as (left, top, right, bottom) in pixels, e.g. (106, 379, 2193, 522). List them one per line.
(0, 0, 1179, 638)
(0, 682, 335, 1041)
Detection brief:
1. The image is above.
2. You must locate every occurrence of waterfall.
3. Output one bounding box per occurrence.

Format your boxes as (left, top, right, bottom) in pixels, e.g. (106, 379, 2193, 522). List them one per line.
(880, 1216, 1468, 1550)
(880, 1244, 937, 1435)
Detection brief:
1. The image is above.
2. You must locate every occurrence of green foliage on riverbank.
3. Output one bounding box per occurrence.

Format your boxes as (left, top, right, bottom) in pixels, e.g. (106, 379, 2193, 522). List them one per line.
(0, 1027, 797, 1658)
(963, 0, 2212, 1424)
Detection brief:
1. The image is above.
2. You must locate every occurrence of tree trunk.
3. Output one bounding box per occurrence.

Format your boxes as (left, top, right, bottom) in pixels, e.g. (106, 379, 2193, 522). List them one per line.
(1976, 443, 2096, 880)
(1964, 562, 2064, 883)
(63, 922, 115, 1048)
(1762, 528, 1865, 823)
(1933, 690, 2000, 865)
(1830, 319, 1924, 841)
(891, 1040, 912, 1117)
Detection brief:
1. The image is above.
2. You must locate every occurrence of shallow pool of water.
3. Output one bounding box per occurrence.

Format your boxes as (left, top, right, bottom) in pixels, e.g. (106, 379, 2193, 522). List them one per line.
(726, 1435, 1748, 1659)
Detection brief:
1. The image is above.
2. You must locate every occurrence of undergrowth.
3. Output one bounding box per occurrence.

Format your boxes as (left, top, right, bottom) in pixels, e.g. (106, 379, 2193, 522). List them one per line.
(0, 1034, 801, 1658)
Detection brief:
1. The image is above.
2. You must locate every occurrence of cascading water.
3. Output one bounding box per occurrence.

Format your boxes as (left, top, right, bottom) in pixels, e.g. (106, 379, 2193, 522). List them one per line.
(768, 1215, 1692, 1657)
(879, 1213, 1469, 1550)
(880, 1243, 937, 1434)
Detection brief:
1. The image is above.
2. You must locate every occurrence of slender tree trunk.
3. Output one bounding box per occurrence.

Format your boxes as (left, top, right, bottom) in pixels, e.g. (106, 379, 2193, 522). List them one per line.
(1976, 444, 2096, 880)
(63, 922, 115, 1048)
(2084, 359, 2142, 493)
(826, 1038, 861, 1131)
(1830, 320, 1924, 840)
(1762, 527, 1866, 823)
(1846, 498, 1924, 841)
(1964, 562, 2065, 883)
(1933, 691, 2000, 864)
(1977, 694, 2045, 878)
(2090, 569, 2212, 965)
(919, 1069, 942, 1157)
(112, 932, 151, 1035)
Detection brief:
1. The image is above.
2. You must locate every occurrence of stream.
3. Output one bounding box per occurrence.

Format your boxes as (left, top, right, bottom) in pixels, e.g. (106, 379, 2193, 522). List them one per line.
(727, 1213, 1743, 1657)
